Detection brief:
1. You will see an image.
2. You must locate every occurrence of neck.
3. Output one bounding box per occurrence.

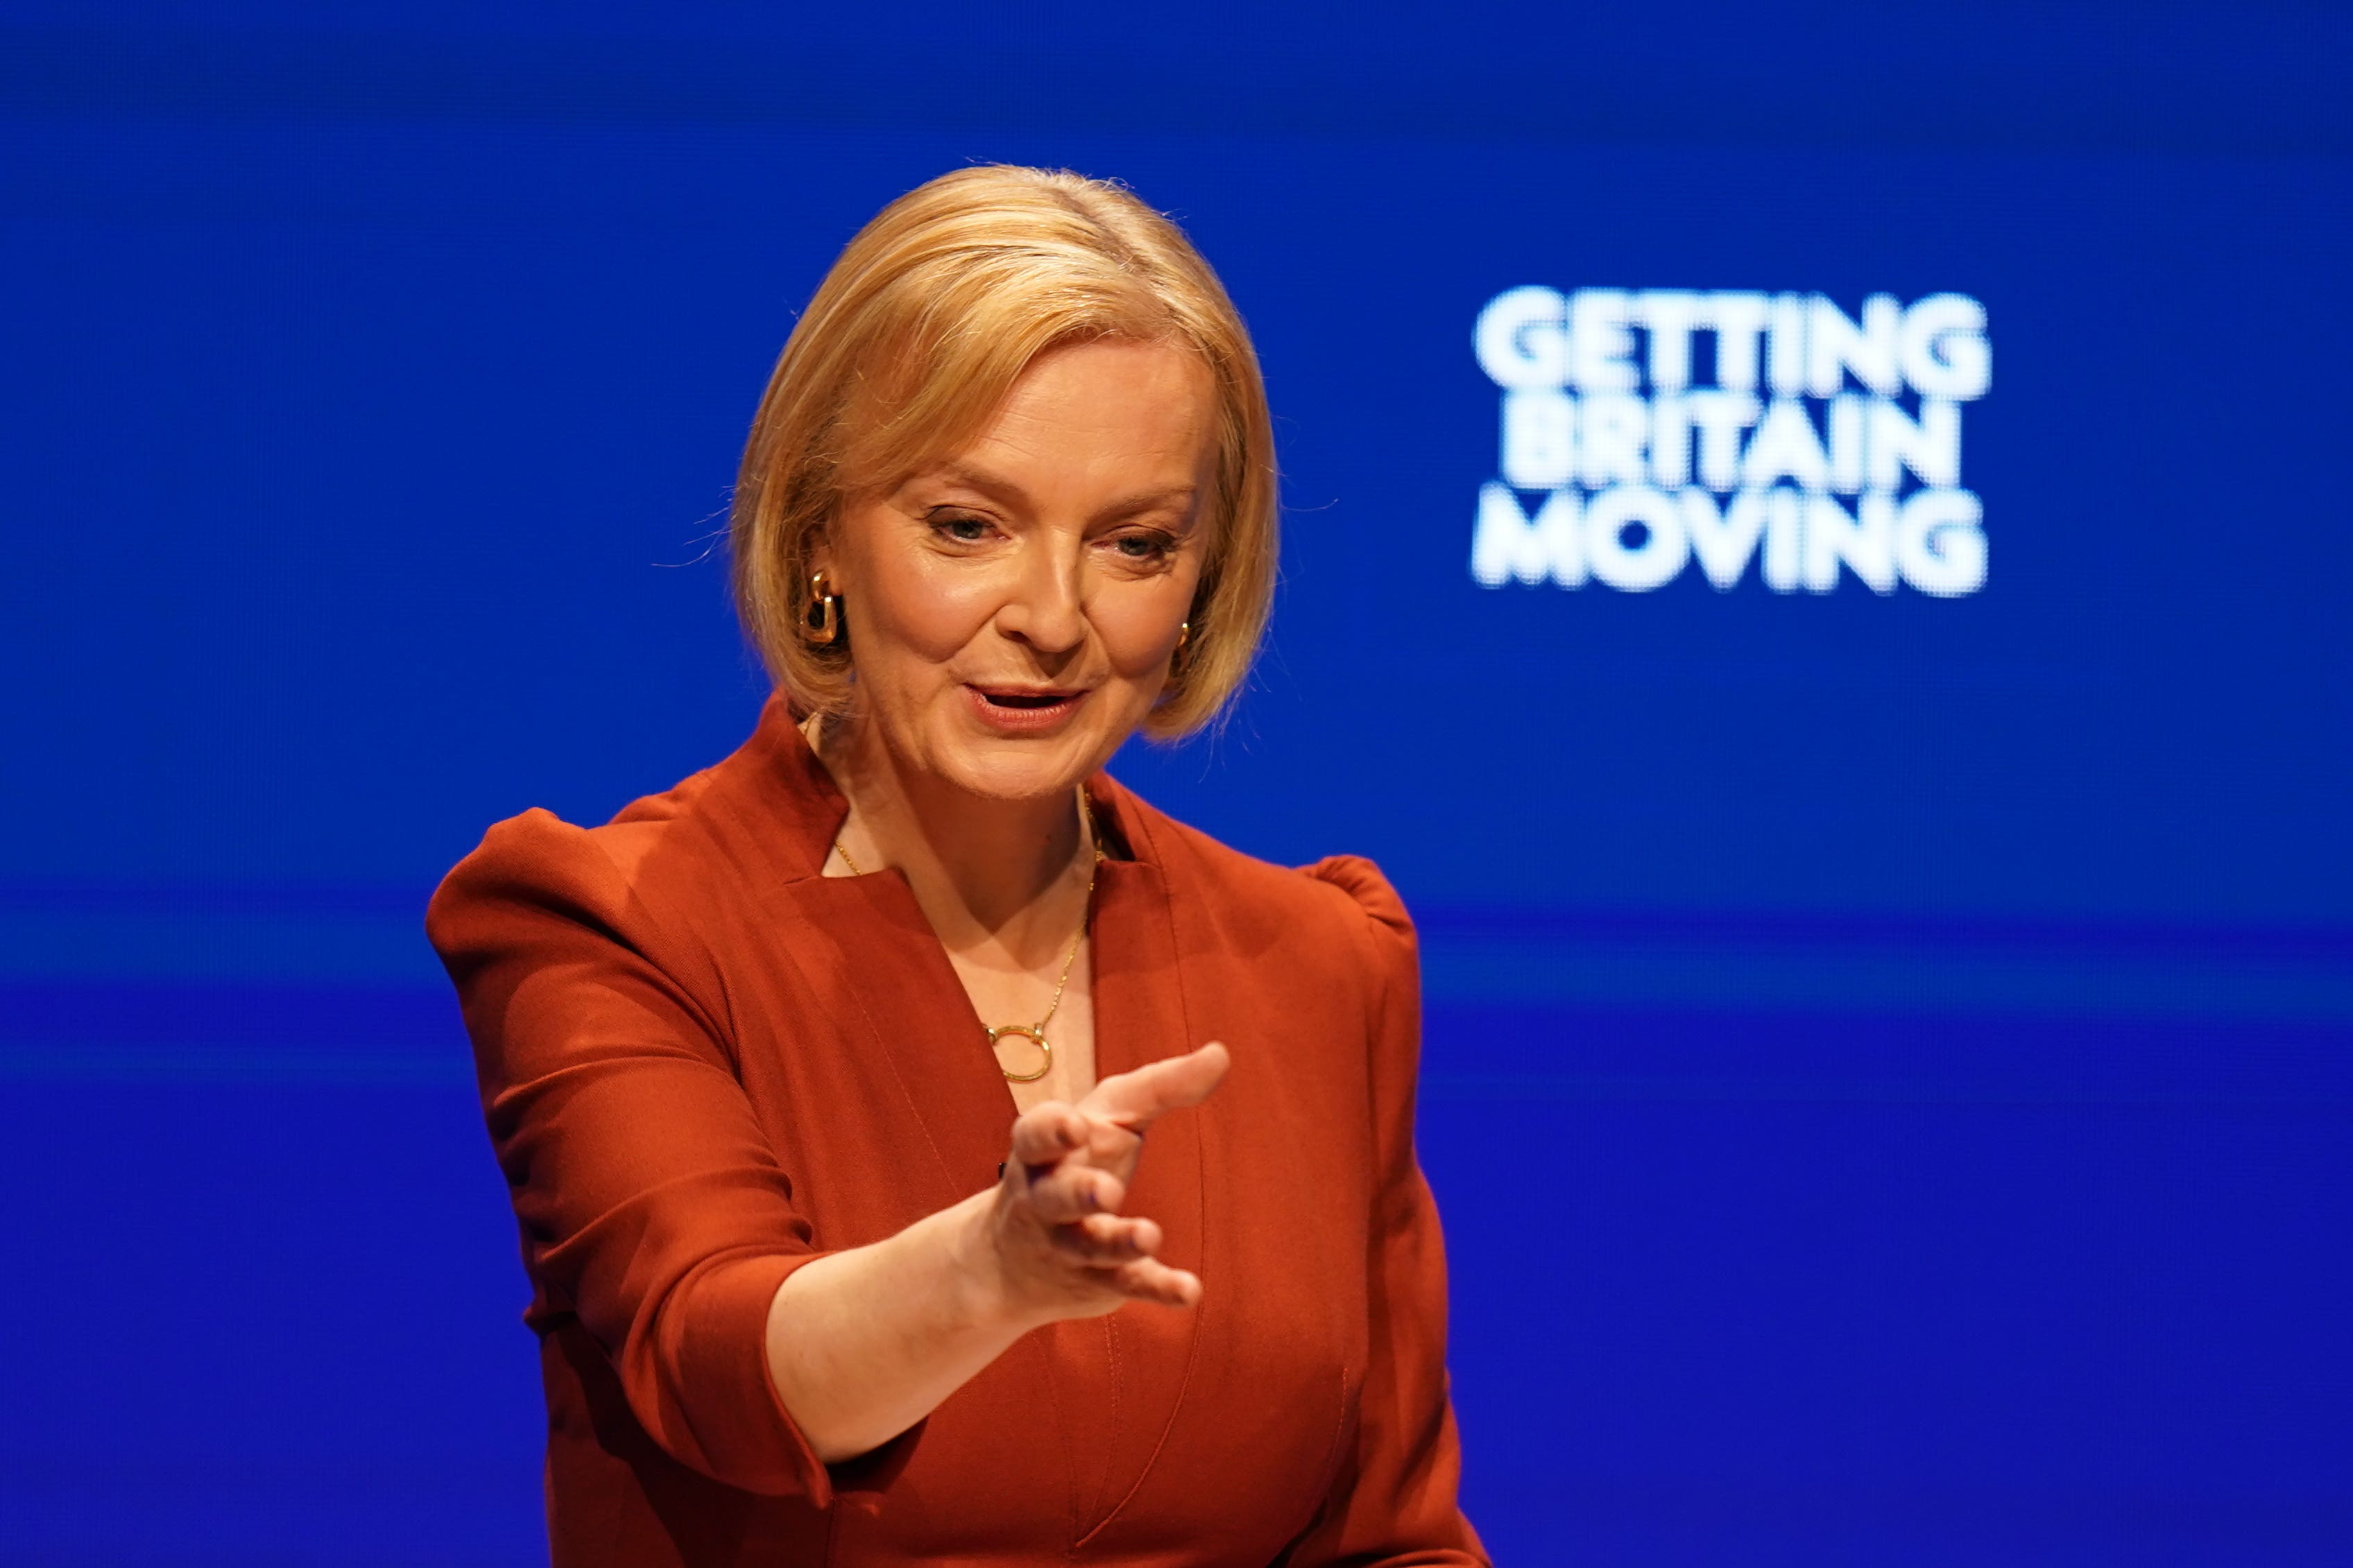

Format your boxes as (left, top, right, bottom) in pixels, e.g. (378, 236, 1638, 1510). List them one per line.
(810, 711, 1091, 949)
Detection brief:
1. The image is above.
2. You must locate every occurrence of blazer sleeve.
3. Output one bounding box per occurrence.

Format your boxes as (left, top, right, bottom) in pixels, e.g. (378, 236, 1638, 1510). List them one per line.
(1280, 856, 1489, 1567)
(425, 807, 913, 1507)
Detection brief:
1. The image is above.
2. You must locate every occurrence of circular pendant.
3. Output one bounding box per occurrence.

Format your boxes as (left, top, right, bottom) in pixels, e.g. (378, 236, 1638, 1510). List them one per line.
(986, 1023, 1053, 1083)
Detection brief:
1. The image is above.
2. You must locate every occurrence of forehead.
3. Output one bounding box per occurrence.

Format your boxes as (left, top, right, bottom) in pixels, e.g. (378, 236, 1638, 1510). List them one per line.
(930, 338, 1218, 492)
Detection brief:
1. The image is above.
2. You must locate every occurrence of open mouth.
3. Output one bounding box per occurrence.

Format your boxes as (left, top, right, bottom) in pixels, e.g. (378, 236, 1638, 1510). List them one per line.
(977, 689, 1078, 709)
(967, 684, 1087, 730)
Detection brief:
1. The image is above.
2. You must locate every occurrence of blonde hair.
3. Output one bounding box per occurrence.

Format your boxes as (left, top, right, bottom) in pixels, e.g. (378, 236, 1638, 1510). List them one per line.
(730, 166, 1277, 739)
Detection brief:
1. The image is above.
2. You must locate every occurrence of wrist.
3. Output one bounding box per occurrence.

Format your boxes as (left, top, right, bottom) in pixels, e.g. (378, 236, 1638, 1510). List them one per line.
(943, 1189, 1047, 1334)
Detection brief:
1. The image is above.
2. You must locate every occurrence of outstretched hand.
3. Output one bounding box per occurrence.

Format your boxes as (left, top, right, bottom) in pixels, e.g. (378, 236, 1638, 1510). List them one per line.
(980, 1042, 1230, 1324)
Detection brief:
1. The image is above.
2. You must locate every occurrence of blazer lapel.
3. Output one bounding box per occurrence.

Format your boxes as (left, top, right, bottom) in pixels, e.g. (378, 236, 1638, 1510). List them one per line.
(710, 698, 1018, 1205)
(764, 871, 1020, 1205)
(1073, 777, 1210, 1542)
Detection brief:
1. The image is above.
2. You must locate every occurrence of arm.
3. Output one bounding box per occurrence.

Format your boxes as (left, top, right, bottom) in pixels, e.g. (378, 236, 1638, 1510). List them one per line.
(765, 1046, 1231, 1462)
(431, 814, 835, 1496)
(430, 813, 1229, 1489)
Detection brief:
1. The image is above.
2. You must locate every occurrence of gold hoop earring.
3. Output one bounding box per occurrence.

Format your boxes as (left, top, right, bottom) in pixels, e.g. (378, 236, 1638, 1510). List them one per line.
(799, 570, 842, 646)
(1172, 620, 1192, 666)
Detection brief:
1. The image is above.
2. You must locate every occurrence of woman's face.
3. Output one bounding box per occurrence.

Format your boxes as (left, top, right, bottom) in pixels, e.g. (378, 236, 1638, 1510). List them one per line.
(821, 338, 1217, 804)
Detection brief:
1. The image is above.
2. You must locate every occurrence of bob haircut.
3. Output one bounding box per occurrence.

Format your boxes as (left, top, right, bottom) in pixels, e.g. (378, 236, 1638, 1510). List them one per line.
(730, 165, 1277, 740)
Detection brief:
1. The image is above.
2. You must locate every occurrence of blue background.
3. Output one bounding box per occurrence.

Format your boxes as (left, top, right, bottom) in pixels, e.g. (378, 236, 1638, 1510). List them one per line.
(3, 3, 2348, 1563)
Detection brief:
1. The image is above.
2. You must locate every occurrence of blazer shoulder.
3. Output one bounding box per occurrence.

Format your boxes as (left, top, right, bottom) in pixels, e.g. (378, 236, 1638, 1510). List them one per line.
(1115, 785, 1414, 961)
(424, 765, 728, 955)
(1298, 852, 1414, 941)
(1295, 854, 1419, 1005)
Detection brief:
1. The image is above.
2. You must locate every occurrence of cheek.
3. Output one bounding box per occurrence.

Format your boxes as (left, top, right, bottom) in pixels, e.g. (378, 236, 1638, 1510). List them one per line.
(853, 549, 1002, 670)
(1093, 577, 1196, 678)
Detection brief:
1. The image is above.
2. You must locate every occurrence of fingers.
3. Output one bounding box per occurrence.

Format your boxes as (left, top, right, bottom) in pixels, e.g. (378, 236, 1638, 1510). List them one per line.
(1051, 1212, 1163, 1266)
(1049, 1218, 1201, 1307)
(1084, 1041, 1231, 1130)
(1007, 1100, 1089, 1172)
(1023, 1162, 1127, 1225)
(1002, 1099, 1136, 1221)
(1110, 1257, 1203, 1309)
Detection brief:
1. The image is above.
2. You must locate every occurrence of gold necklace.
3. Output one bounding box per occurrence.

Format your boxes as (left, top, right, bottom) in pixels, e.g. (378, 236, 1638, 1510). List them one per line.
(832, 790, 1103, 1083)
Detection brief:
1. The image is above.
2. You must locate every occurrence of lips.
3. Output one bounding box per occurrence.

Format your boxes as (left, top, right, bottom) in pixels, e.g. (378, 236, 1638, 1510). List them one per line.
(966, 684, 1088, 734)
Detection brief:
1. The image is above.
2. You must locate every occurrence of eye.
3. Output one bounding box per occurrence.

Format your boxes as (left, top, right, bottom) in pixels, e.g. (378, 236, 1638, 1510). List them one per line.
(928, 510, 996, 544)
(1110, 531, 1176, 562)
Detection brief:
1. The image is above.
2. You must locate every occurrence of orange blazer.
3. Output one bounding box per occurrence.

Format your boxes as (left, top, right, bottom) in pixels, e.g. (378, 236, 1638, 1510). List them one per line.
(427, 698, 1485, 1567)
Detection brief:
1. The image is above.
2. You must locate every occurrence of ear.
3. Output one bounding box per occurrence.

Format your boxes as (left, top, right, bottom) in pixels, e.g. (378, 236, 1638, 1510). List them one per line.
(806, 517, 845, 594)
(798, 544, 839, 601)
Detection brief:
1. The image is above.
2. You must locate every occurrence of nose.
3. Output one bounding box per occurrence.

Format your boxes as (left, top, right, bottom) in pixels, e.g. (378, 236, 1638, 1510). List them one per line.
(995, 535, 1087, 658)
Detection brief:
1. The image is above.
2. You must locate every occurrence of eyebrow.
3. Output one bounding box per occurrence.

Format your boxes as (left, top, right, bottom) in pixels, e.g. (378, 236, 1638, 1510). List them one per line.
(917, 460, 1201, 522)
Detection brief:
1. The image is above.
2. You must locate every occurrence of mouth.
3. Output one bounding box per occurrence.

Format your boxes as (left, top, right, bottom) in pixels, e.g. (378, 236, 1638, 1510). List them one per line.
(965, 683, 1088, 733)
(976, 688, 1080, 709)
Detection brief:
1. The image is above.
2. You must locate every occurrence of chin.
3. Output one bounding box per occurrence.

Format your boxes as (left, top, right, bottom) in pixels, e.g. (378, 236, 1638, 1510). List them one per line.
(878, 686, 1149, 802)
(913, 724, 1087, 799)
(921, 700, 1137, 800)
(932, 739, 1103, 802)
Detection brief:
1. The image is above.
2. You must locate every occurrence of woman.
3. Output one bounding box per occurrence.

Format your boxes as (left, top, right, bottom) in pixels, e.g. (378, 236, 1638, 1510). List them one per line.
(428, 165, 1484, 1567)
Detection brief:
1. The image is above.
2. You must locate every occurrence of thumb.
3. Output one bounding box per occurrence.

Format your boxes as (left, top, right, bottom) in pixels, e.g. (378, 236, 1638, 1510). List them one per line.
(1086, 1041, 1231, 1130)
